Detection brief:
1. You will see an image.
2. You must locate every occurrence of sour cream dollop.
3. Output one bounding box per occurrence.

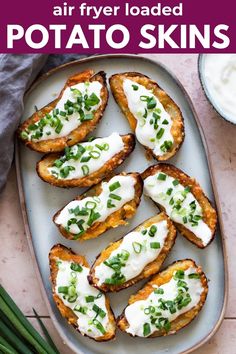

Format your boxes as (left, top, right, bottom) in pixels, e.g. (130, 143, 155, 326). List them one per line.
(203, 54, 236, 123)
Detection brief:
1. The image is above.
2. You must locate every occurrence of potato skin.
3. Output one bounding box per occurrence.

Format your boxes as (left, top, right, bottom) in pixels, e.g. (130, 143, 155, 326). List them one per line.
(49, 244, 116, 342)
(117, 259, 208, 337)
(142, 164, 217, 248)
(36, 134, 135, 188)
(109, 72, 184, 161)
(53, 172, 143, 241)
(88, 212, 177, 292)
(18, 70, 108, 153)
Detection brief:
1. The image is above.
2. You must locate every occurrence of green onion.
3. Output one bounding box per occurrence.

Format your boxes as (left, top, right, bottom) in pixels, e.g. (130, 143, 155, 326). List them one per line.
(28, 123, 38, 131)
(141, 229, 147, 235)
(172, 179, 179, 186)
(0, 320, 32, 354)
(121, 250, 130, 261)
(20, 131, 28, 140)
(80, 155, 91, 163)
(87, 210, 101, 226)
(70, 263, 83, 272)
(81, 165, 89, 176)
(156, 128, 165, 139)
(147, 97, 157, 110)
(92, 319, 106, 335)
(143, 323, 151, 336)
(109, 181, 121, 192)
(162, 119, 169, 125)
(55, 120, 63, 134)
(107, 199, 115, 208)
(32, 308, 59, 354)
(85, 201, 96, 210)
(109, 193, 121, 201)
(143, 108, 148, 118)
(89, 151, 101, 159)
(0, 285, 58, 354)
(183, 216, 187, 224)
(150, 242, 160, 249)
(92, 304, 106, 319)
(132, 242, 142, 254)
(157, 173, 166, 181)
(85, 295, 95, 303)
(166, 188, 173, 196)
(149, 225, 157, 237)
(59, 166, 75, 178)
(154, 288, 164, 295)
(74, 306, 87, 314)
(58, 286, 68, 294)
(174, 270, 185, 280)
(188, 273, 200, 279)
(132, 84, 139, 91)
(84, 113, 94, 121)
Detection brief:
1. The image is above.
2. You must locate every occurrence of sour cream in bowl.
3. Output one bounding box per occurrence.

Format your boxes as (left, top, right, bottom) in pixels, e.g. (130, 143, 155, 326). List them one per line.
(198, 54, 236, 125)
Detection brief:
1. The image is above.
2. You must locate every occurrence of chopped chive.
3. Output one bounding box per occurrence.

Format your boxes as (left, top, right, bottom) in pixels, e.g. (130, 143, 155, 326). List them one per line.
(58, 286, 68, 294)
(149, 225, 157, 237)
(132, 242, 142, 254)
(80, 155, 91, 163)
(147, 97, 157, 110)
(157, 173, 166, 181)
(89, 151, 101, 159)
(109, 181, 121, 192)
(154, 288, 164, 295)
(74, 306, 87, 314)
(92, 319, 106, 335)
(162, 119, 169, 125)
(109, 193, 121, 201)
(143, 323, 151, 337)
(81, 165, 89, 176)
(156, 128, 165, 139)
(172, 179, 179, 186)
(107, 199, 115, 208)
(85, 295, 95, 303)
(85, 201, 96, 210)
(183, 216, 187, 224)
(132, 84, 139, 91)
(141, 229, 147, 235)
(150, 242, 160, 249)
(174, 270, 185, 280)
(166, 188, 173, 196)
(92, 304, 106, 319)
(70, 263, 83, 272)
(188, 273, 200, 279)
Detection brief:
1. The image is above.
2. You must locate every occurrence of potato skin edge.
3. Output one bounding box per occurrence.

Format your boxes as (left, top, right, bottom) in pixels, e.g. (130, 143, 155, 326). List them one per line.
(53, 172, 143, 241)
(142, 163, 217, 248)
(18, 70, 109, 153)
(49, 244, 116, 342)
(36, 134, 135, 188)
(88, 212, 177, 292)
(109, 72, 185, 161)
(117, 258, 208, 338)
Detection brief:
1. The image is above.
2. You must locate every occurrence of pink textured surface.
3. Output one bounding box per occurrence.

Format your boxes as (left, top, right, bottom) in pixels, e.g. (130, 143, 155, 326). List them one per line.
(0, 54, 235, 352)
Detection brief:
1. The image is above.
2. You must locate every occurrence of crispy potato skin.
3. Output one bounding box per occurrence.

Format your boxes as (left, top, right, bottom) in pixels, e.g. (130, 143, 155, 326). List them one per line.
(117, 259, 208, 337)
(18, 70, 108, 153)
(109, 72, 184, 161)
(36, 134, 135, 188)
(142, 164, 217, 248)
(88, 212, 177, 292)
(53, 172, 143, 241)
(49, 244, 116, 341)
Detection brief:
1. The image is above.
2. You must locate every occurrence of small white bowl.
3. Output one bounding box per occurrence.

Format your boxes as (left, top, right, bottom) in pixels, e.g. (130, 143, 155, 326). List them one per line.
(198, 54, 236, 125)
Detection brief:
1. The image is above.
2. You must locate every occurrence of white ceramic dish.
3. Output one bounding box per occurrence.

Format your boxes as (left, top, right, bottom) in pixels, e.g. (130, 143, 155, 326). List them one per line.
(16, 54, 227, 354)
(198, 54, 236, 125)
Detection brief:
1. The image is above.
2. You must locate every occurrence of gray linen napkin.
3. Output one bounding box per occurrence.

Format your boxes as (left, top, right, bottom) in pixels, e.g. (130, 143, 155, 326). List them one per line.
(0, 54, 87, 192)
